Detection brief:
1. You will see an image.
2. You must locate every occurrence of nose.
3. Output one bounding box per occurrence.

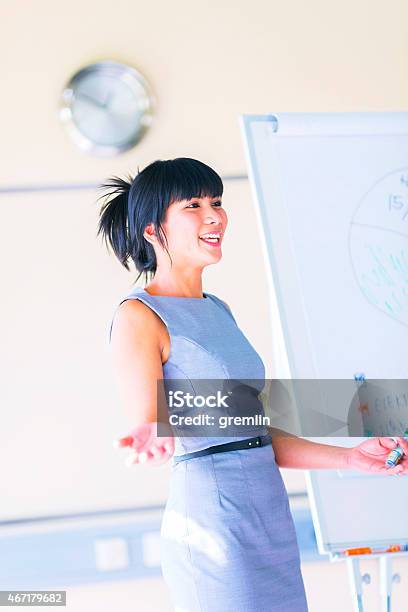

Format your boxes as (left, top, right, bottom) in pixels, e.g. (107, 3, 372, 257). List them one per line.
(203, 209, 223, 224)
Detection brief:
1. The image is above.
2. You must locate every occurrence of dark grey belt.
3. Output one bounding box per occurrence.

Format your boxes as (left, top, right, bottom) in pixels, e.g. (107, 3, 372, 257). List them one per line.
(172, 434, 272, 463)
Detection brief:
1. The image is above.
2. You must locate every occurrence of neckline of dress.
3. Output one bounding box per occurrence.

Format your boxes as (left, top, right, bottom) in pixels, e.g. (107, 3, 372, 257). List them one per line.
(138, 286, 209, 300)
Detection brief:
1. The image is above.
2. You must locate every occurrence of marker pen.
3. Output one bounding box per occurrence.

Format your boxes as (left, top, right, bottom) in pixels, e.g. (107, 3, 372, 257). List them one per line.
(385, 434, 408, 467)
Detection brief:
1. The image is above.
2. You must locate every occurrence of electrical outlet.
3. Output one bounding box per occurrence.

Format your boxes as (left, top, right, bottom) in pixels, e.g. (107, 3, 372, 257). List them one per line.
(142, 531, 161, 567)
(94, 536, 130, 571)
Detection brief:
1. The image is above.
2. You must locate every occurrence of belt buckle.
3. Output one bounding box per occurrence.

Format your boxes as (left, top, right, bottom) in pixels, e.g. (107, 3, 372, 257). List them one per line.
(247, 436, 262, 448)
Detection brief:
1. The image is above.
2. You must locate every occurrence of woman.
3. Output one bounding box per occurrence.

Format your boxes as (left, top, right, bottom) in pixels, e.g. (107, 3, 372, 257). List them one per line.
(97, 158, 408, 612)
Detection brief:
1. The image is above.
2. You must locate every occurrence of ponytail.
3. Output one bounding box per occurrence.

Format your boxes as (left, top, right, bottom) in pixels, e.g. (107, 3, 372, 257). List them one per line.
(96, 174, 133, 271)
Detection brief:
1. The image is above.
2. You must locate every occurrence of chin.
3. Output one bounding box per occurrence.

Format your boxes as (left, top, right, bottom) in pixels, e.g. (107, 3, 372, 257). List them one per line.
(205, 253, 222, 264)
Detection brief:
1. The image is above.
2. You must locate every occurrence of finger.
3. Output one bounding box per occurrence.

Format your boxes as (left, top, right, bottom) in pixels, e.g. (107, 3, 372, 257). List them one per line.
(378, 437, 399, 450)
(125, 452, 140, 467)
(143, 445, 173, 466)
(113, 435, 134, 449)
(138, 451, 149, 463)
(380, 463, 403, 475)
(395, 437, 408, 453)
(366, 459, 397, 474)
(149, 446, 171, 464)
(150, 445, 164, 459)
(397, 460, 408, 474)
(367, 463, 386, 473)
(164, 441, 174, 454)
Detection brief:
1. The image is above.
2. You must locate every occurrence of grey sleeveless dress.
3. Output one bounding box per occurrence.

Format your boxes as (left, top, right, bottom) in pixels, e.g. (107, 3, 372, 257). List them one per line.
(110, 286, 308, 612)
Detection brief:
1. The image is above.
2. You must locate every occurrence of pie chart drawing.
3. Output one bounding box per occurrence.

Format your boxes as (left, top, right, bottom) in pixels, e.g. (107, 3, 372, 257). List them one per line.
(349, 167, 408, 327)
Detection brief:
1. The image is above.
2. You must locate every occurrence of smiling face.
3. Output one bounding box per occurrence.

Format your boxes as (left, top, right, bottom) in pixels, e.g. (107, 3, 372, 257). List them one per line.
(144, 195, 228, 272)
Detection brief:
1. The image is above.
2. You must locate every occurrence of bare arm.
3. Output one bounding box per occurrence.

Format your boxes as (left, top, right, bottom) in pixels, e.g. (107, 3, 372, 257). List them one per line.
(267, 427, 350, 469)
(220, 303, 406, 473)
(110, 299, 164, 426)
(110, 299, 175, 465)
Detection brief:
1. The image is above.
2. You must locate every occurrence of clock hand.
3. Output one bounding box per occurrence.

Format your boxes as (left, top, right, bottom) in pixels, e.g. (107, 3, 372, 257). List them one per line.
(102, 91, 113, 110)
(76, 92, 106, 109)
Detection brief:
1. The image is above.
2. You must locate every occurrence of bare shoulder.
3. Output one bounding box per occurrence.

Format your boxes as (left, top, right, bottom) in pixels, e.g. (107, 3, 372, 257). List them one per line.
(115, 297, 157, 323)
(112, 298, 161, 343)
(111, 298, 170, 365)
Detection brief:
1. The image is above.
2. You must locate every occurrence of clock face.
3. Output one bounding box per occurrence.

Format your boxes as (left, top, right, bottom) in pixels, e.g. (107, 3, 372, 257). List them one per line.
(60, 61, 154, 156)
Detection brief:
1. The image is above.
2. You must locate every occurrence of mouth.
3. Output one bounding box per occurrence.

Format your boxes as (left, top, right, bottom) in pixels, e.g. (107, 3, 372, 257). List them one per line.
(199, 232, 223, 247)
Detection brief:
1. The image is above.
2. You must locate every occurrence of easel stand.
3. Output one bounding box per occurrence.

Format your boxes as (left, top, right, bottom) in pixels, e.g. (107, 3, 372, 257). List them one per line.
(343, 553, 405, 612)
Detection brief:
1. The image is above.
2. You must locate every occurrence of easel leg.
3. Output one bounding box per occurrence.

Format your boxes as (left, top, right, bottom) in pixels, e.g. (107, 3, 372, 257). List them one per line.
(346, 557, 365, 612)
(379, 556, 392, 612)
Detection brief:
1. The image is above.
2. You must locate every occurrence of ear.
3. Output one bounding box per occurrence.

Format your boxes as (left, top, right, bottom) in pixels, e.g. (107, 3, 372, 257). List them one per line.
(143, 222, 157, 244)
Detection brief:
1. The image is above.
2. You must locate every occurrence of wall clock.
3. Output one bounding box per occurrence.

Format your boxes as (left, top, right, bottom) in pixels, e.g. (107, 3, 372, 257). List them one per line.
(60, 60, 154, 157)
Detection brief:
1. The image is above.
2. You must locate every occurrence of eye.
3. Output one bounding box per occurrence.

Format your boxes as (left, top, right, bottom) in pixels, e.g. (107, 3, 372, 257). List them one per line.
(185, 201, 223, 208)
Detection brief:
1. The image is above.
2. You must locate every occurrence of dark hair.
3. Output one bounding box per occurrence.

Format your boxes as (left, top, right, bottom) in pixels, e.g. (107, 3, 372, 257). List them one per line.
(96, 157, 224, 284)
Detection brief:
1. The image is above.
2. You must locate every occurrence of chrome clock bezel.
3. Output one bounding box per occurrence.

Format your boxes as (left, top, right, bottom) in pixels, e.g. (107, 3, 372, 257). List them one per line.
(59, 60, 155, 157)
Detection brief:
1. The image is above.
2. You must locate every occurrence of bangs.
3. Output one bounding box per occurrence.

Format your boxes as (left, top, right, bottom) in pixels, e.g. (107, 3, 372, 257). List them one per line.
(157, 158, 223, 205)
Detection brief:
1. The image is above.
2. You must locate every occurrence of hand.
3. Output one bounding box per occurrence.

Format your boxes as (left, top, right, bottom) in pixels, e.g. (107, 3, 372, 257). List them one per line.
(114, 422, 174, 467)
(346, 437, 408, 475)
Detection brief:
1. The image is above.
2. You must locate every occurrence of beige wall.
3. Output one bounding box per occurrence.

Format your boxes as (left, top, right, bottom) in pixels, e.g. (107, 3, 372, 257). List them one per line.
(2, 1, 408, 610)
(3, 0, 408, 185)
